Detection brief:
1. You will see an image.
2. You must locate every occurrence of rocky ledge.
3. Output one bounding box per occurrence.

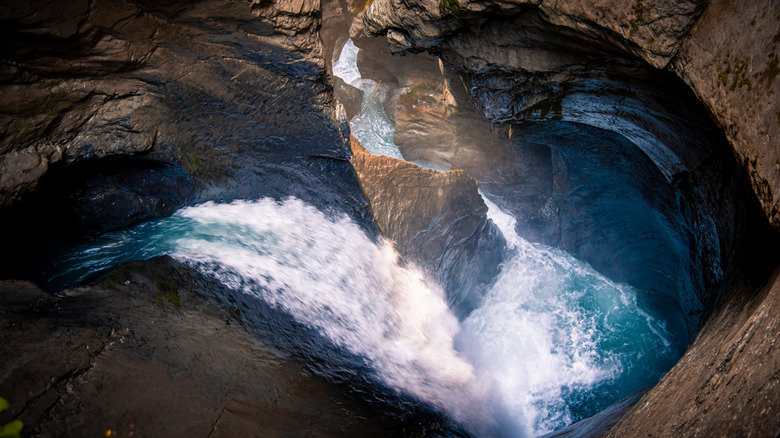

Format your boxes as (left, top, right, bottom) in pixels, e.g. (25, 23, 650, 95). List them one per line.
(350, 136, 505, 316)
(0, 257, 398, 437)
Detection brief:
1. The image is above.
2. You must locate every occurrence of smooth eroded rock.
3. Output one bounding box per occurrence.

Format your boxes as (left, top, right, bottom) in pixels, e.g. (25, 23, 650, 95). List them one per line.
(350, 136, 506, 316)
(0, 257, 398, 437)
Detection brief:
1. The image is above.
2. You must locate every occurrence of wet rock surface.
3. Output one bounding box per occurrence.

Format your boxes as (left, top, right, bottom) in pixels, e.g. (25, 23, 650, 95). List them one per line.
(0, 0, 363, 210)
(0, 257, 398, 437)
(357, 0, 780, 434)
(362, 0, 780, 232)
(671, 0, 780, 230)
(350, 136, 506, 316)
(0, 0, 376, 280)
(605, 264, 780, 437)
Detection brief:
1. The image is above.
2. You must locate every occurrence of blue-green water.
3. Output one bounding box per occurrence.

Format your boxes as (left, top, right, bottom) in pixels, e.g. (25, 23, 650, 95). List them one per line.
(44, 195, 687, 437)
(40, 37, 694, 438)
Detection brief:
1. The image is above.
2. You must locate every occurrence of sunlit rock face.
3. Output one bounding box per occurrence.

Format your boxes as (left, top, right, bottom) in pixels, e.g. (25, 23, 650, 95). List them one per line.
(1, 0, 779, 436)
(358, 0, 780, 435)
(350, 136, 506, 316)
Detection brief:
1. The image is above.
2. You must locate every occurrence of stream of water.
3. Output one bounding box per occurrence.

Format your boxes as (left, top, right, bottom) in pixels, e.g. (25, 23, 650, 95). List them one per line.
(44, 193, 683, 436)
(38, 38, 692, 438)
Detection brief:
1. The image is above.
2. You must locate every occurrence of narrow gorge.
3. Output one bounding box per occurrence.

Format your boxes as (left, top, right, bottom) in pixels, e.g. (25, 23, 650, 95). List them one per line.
(0, 0, 778, 437)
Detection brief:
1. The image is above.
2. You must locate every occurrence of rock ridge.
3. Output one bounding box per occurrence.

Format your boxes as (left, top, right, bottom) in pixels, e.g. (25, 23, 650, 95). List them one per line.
(349, 135, 506, 316)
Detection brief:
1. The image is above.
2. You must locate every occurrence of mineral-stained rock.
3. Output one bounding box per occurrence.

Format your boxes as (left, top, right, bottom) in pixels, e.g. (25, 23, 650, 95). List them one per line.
(0, 257, 397, 437)
(349, 136, 506, 316)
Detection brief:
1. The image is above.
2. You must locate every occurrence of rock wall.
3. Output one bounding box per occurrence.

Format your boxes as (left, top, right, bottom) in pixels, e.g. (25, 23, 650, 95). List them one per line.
(671, 0, 780, 229)
(360, 0, 780, 435)
(337, 10, 749, 325)
(602, 264, 780, 437)
(350, 136, 506, 316)
(0, 0, 361, 217)
(0, 0, 379, 282)
(363, 0, 780, 232)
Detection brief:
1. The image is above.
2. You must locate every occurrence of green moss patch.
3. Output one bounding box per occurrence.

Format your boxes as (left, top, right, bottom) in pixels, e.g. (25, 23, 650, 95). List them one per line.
(718, 52, 753, 92)
(439, 0, 463, 18)
(153, 276, 182, 309)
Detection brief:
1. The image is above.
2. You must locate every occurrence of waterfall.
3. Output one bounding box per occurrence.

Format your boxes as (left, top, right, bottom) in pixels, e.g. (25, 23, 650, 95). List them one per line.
(46, 193, 684, 436)
(47, 198, 513, 436)
(330, 39, 685, 435)
(467, 195, 680, 434)
(333, 39, 403, 160)
(41, 36, 691, 438)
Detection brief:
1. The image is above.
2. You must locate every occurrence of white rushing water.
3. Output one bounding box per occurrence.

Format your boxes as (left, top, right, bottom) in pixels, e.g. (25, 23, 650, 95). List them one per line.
(45, 38, 686, 438)
(333, 39, 403, 160)
(331, 39, 680, 436)
(468, 196, 676, 434)
(49, 194, 679, 436)
(176, 199, 507, 436)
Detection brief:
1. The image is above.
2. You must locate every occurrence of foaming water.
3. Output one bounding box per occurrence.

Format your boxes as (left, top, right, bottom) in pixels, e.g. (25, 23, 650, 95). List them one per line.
(47, 198, 510, 436)
(333, 39, 403, 160)
(333, 36, 686, 433)
(332, 39, 362, 85)
(174, 199, 497, 433)
(470, 194, 684, 435)
(46, 196, 686, 436)
(43, 38, 690, 437)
